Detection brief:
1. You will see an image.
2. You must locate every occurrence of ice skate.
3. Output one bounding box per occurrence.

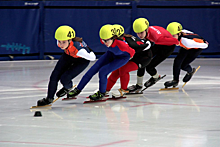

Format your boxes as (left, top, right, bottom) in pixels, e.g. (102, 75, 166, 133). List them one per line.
(127, 84, 143, 92)
(105, 91, 110, 97)
(37, 97, 54, 106)
(183, 68, 196, 83)
(126, 84, 143, 95)
(89, 91, 105, 101)
(30, 98, 54, 109)
(86, 90, 109, 98)
(83, 91, 107, 104)
(30, 96, 62, 109)
(142, 75, 166, 92)
(93, 89, 109, 97)
(63, 87, 81, 101)
(160, 80, 179, 91)
(182, 66, 200, 88)
(56, 87, 71, 97)
(110, 88, 127, 100)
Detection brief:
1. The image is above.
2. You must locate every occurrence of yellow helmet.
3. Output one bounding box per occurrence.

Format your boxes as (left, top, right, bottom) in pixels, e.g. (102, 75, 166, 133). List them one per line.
(133, 18, 149, 33)
(99, 24, 115, 40)
(113, 24, 125, 37)
(55, 25, 75, 40)
(166, 22, 183, 35)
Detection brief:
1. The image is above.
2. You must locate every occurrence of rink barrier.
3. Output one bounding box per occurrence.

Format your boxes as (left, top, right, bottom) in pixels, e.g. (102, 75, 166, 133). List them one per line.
(0, 1, 219, 60)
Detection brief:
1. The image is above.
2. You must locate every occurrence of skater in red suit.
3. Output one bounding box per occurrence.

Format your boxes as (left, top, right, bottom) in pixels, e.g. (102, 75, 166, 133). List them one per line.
(106, 24, 153, 97)
(128, 18, 179, 92)
(67, 24, 135, 101)
(164, 22, 208, 88)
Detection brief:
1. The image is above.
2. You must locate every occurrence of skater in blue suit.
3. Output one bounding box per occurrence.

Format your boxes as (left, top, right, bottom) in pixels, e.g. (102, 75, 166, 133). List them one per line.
(67, 24, 135, 101)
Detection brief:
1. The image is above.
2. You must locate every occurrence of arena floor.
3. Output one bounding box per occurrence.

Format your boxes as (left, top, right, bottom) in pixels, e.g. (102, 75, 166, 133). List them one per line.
(0, 58, 219, 147)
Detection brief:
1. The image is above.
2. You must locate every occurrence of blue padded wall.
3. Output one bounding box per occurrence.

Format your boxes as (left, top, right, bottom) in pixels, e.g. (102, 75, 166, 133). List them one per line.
(135, 1, 220, 57)
(0, 2, 41, 60)
(43, 1, 132, 54)
(0, 1, 219, 60)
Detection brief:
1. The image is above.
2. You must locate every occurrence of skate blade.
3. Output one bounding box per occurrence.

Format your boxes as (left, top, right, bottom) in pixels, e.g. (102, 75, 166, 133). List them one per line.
(30, 104, 52, 109)
(159, 87, 179, 91)
(83, 99, 107, 104)
(86, 95, 109, 98)
(107, 96, 126, 100)
(62, 97, 77, 101)
(142, 75, 167, 92)
(182, 83, 187, 88)
(30, 107, 52, 112)
(125, 92, 143, 95)
(141, 88, 147, 92)
(160, 75, 166, 79)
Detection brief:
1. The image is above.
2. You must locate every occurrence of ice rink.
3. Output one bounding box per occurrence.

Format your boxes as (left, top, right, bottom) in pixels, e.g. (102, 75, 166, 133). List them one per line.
(0, 58, 220, 147)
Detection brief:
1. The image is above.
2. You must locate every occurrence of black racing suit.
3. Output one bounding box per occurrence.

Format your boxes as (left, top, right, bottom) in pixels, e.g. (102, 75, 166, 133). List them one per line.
(123, 36, 153, 69)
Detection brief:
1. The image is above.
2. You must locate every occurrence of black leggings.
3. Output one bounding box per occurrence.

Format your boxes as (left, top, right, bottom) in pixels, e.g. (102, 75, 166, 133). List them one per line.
(137, 44, 175, 77)
(130, 49, 152, 69)
(47, 53, 89, 98)
(173, 48, 202, 80)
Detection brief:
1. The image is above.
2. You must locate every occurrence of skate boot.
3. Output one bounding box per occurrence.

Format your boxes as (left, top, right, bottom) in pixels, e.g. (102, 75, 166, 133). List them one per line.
(112, 88, 129, 97)
(37, 97, 54, 106)
(144, 76, 161, 88)
(127, 84, 143, 93)
(183, 68, 196, 83)
(67, 87, 81, 98)
(89, 91, 105, 101)
(164, 80, 179, 88)
(105, 91, 110, 97)
(56, 87, 71, 97)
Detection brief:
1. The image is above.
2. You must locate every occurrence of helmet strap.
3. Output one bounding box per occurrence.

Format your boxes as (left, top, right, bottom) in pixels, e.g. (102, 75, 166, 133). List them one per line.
(65, 40, 72, 49)
(145, 29, 148, 38)
(178, 33, 182, 40)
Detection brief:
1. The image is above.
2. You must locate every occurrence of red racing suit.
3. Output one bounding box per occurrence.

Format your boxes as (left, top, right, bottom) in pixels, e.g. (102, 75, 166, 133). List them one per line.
(138, 26, 179, 77)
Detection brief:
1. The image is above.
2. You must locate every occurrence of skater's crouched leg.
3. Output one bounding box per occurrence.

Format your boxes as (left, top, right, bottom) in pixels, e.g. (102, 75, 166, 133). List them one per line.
(98, 67, 110, 94)
(57, 74, 73, 97)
